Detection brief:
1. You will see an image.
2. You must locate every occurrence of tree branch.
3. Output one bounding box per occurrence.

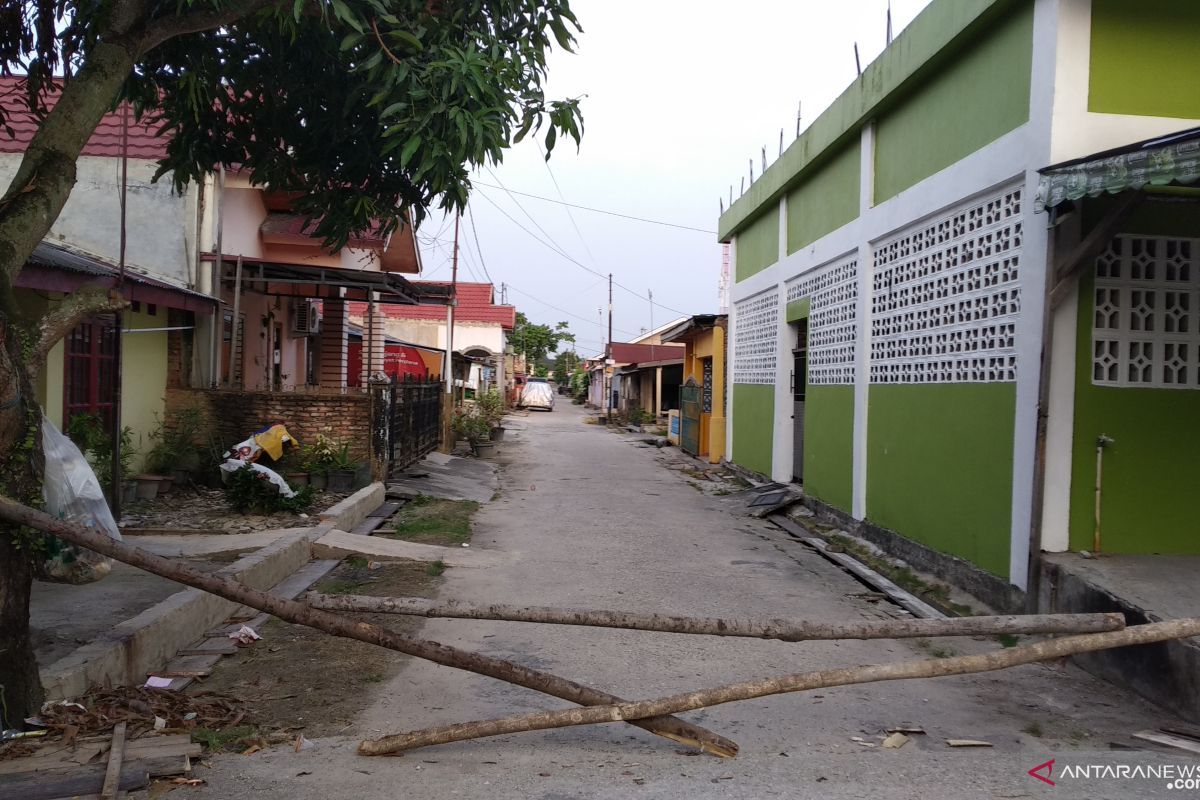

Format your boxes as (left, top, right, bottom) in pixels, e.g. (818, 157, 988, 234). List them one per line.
(138, 0, 284, 54)
(28, 287, 129, 378)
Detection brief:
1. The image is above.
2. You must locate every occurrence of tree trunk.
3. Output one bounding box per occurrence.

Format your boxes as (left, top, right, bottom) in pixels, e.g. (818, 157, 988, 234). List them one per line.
(0, 497, 738, 756)
(0, 9, 148, 723)
(307, 594, 1125, 641)
(360, 617, 1200, 756)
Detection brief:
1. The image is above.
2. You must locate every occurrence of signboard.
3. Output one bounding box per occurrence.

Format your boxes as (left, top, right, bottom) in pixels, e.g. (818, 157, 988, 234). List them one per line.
(702, 360, 713, 413)
(670, 414, 680, 436)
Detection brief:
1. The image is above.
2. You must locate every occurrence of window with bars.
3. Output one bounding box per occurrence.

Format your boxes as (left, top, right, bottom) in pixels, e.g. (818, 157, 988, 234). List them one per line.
(64, 319, 118, 433)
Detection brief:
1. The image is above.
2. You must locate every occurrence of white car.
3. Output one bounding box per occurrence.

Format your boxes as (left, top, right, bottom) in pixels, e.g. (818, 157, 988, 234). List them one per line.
(519, 379, 555, 411)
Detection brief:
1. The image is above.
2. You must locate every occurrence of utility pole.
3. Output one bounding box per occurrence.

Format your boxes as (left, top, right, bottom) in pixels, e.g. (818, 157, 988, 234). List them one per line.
(606, 273, 613, 424)
(440, 212, 460, 452)
(649, 289, 654, 332)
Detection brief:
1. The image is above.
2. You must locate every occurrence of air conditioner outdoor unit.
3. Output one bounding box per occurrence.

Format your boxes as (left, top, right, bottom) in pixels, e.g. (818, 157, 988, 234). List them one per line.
(290, 299, 321, 336)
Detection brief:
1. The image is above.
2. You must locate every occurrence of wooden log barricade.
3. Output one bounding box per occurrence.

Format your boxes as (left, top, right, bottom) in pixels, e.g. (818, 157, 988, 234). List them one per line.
(306, 593, 1126, 641)
(3, 496, 1193, 761)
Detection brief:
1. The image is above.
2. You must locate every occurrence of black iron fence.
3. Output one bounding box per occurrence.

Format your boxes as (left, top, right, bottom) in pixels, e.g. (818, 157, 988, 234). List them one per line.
(370, 376, 442, 478)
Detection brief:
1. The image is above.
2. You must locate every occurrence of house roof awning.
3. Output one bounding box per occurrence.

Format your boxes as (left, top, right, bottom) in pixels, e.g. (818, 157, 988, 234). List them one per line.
(1036, 126, 1200, 211)
(210, 256, 425, 304)
(661, 314, 721, 343)
(21, 241, 216, 314)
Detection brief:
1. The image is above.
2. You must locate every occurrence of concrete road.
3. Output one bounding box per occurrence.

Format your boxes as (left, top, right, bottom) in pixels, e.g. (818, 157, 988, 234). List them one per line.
(193, 403, 1188, 799)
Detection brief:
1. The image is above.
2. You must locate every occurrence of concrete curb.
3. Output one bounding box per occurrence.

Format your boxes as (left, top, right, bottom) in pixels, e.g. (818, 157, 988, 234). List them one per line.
(40, 523, 333, 700)
(319, 482, 385, 532)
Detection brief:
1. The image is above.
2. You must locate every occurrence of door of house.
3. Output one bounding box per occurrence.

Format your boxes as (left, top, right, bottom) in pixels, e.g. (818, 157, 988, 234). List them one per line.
(680, 377, 701, 456)
(791, 320, 808, 483)
(64, 318, 118, 432)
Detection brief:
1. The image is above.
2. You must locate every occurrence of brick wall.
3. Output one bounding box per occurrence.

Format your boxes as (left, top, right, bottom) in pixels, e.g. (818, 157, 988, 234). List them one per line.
(165, 387, 373, 461)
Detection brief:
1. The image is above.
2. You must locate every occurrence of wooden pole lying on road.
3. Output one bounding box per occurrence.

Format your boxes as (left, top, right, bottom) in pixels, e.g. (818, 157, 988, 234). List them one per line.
(359, 617, 1200, 756)
(307, 594, 1125, 641)
(0, 498, 738, 758)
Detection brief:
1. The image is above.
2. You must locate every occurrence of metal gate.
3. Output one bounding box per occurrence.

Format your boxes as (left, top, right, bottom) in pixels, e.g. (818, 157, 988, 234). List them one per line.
(680, 377, 701, 456)
(387, 377, 442, 476)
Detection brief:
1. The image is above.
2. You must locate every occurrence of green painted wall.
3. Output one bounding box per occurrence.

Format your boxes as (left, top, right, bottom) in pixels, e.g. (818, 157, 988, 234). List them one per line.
(785, 298, 810, 323)
(719, 0, 1022, 241)
(786, 141, 860, 254)
(1067, 204, 1200, 554)
(873, 1, 1033, 202)
(734, 209, 779, 283)
(124, 309, 168, 473)
(732, 384, 774, 476)
(866, 384, 1015, 577)
(1090, 0, 1200, 120)
(803, 385, 854, 513)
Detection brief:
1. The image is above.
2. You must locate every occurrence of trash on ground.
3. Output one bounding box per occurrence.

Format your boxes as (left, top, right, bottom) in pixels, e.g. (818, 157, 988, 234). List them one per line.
(228, 625, 262, 645)
(945, 739, 993, 747)
(38, 415, 121, 584)
(881, 732, 909, 749)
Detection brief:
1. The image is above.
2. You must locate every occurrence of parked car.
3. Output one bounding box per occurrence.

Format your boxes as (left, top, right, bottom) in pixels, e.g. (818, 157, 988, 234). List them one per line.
(519, 379, 555, 411)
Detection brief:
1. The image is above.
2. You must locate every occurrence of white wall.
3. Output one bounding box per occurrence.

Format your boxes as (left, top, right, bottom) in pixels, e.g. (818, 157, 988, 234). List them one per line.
(0, 154, 198, 288)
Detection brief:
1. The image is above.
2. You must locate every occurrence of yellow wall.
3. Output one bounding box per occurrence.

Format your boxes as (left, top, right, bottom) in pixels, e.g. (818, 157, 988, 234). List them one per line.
(679, 324, 726, 464)
(123, 309, 168, 472)
(27, 292, 167, 474)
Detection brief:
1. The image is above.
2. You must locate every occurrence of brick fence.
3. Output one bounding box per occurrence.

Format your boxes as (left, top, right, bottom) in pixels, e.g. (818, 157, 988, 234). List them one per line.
(165, 387, 373, 461)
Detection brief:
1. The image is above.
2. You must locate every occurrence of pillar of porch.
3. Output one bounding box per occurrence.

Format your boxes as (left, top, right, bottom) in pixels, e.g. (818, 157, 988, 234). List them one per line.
(320, 298, 348, 389)
(363, 298, 385, 384)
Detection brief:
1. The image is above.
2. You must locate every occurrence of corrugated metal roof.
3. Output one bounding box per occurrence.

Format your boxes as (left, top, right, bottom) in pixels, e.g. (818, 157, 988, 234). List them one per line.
(29, 241, 212, 301)
(350, 281, 516, 329)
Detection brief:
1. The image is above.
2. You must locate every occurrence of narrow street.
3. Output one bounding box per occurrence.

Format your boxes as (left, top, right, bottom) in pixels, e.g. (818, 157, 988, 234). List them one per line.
(196, 403, 1177, 799)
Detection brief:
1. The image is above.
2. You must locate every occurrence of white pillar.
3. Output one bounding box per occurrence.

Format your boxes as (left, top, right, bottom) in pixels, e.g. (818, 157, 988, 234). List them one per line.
(852, 123, 876, 520)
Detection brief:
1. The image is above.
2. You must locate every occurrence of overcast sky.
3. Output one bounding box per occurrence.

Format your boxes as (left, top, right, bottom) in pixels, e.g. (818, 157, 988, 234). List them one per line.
(419, 1, 933, 357)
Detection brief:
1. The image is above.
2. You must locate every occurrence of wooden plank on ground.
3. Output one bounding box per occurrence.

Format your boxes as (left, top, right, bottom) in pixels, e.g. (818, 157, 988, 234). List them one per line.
(0, 757, 183, 800)
(351, 517, 387, 536)
(177, 637, 239, 657)
(368, 501, 401, 518)
(98, 721, 126, 800)
(158, 653, 222, 678)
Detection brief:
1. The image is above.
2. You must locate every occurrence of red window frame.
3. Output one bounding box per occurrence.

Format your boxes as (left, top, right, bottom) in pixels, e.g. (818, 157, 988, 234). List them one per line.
(64, 319, 118, 433)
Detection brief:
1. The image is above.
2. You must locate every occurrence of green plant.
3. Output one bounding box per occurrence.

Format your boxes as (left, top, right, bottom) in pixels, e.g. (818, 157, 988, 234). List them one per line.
(191, 726, 261, 752)
(66, 414, 136, 488)
(452, 408, 491, 444)
(476, 389, 506, 426)
(426, 560, 446, 577)
(223, 464, 315, 514)
(301, 435, 347, 473)
(145, 407, 208, 475)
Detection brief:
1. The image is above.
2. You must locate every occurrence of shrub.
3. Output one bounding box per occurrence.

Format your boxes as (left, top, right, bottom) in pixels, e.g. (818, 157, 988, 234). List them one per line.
(223, 465, 315, 514)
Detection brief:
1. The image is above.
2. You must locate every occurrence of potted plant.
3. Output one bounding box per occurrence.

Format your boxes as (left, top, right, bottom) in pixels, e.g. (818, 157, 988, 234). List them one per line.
(327, 441, 357, 493)
(275, 445, 310, 488)
(477, 389, 507, 442)
(303, 436, 340, 490)
(453, 409, 494, 457)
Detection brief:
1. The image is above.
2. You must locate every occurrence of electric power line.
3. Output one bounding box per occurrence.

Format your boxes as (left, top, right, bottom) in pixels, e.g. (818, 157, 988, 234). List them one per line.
(475, 186, 691, 318)
(470, 180, 716, 234)
(465, 203, 494, 285)
(506, 282, 638, 337)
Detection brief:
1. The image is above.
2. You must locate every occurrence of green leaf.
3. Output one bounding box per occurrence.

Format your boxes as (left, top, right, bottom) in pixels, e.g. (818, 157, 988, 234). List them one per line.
(330, 0, 364, 33)
(544, 125, 556, 156)
(400, 135, 422, 167)
(380, 101, 406, 119)
(340, 32, 361, 51)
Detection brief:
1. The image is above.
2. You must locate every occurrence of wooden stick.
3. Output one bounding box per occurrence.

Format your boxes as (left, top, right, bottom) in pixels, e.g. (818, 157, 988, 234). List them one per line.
(99, 721, 127, 800)
(0, 497, 737, 758)
(359, 617, 1200, 756)
(307, 594, 1125, 640)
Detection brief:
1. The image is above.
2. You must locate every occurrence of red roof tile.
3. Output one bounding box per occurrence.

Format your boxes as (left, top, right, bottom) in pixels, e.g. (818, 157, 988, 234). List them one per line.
(349, 282, 515, 329)
(0, 77, 168, 160)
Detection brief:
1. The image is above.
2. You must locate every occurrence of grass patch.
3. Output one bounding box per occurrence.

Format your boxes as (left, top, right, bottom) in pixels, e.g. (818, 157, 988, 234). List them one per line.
(828, 533, 977, 617)
(426, 559, 446, 577)
(316, 577, 368, 595)
(192, 726, 261, 752)
(913, 638, 954, 659)
(385, 498, 479, 546)
(996, 633, 1021, 648)
(1022, 722, 1044, 738)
